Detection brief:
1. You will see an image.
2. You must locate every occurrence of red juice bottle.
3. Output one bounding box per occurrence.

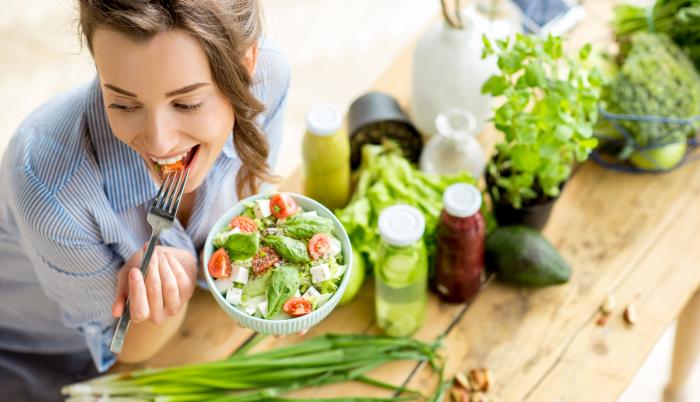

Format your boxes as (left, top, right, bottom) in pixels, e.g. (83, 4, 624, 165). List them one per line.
(431, 183, 485, 303)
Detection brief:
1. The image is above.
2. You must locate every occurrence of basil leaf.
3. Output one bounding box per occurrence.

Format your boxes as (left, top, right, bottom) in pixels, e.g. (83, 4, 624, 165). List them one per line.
(282, 215, 334, 239)
(266, 266, 300, 318)
(224, 232, 260, 261)
(264, 235, 310, 263)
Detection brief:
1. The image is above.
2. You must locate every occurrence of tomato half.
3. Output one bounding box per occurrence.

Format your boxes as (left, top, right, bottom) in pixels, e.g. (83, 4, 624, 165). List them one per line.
(159, 160, 185, 180)
(283, 297, 313, 317)
(308, 233, 331, 260)
(208, 248, 231, 279)
(270, 193, 298, 219)
(230, 215, 258, 233)
(252, 246, 280, 276)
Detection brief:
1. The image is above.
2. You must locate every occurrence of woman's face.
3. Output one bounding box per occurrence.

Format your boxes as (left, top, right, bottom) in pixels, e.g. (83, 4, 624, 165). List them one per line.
(92, 28, 254, 193)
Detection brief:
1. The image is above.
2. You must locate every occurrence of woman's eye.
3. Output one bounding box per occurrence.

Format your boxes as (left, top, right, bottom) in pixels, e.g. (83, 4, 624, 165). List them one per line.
(108, 103, 140, 113)
(174, 102, 204, 112)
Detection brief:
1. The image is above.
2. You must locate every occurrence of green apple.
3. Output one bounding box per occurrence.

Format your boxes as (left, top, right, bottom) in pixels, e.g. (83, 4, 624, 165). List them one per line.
(630, 142, 687, 170)
(339, 248, 365, 306)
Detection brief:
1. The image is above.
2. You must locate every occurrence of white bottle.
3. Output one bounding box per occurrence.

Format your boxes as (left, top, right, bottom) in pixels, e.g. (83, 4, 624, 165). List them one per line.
(419, 108, 486, 179)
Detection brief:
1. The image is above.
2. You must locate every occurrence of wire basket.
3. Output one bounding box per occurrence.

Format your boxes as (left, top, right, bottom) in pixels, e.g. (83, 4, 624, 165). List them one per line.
(591, 108, 700, 173)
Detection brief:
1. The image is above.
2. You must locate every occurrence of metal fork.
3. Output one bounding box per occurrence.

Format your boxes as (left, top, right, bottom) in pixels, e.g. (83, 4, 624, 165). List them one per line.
(110, 168, 190, 354)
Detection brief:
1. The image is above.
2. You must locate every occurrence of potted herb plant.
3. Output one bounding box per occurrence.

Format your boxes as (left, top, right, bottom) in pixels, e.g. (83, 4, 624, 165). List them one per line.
(481, 34, 603, 230)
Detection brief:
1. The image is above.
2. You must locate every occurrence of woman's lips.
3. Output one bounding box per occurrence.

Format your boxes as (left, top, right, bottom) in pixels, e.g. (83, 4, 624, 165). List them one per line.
(149, 144, 200, 180)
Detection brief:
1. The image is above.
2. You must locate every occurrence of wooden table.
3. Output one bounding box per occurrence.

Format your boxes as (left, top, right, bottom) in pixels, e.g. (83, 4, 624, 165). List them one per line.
(115, 2, 700, 400)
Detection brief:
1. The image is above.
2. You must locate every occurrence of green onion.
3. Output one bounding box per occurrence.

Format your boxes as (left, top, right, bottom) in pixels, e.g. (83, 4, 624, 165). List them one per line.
(62, 334, 443, 401)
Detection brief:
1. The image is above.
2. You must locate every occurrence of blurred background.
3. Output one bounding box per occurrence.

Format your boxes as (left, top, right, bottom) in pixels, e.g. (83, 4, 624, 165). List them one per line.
(0, 1, 697, 401)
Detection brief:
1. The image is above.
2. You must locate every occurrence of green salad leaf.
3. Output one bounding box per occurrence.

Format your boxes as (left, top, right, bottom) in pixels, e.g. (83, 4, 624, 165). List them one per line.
(266, 266, 300, 318)
(224, 232, 260, 261)
(263, 235, 310, 263)
(242, 269, 272, 302)
(282, 214, 334, 239)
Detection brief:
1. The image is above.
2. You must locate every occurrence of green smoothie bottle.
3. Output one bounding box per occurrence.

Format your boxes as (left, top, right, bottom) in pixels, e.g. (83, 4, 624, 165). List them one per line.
(375, 205, 428, 337)
(302, 104, 351, 210)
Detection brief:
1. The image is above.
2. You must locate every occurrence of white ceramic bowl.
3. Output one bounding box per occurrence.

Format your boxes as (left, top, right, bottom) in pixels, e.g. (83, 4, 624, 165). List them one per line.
(202, 193, 353, 335)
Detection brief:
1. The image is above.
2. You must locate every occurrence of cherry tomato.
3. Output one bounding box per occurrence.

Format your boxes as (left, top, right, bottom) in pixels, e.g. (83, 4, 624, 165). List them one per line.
(252, 246, 280, 276)
(208, 248, 231, 279)
(159, 160, 185, 180)
(308, 233, 331, 260)
(283, 297, 313, 317)
(230, 216, 257, 233)
(270, 193, 298, 219)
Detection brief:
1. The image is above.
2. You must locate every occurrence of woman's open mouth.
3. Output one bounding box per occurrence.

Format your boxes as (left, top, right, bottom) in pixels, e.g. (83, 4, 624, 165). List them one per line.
(151, 144, 200, 180)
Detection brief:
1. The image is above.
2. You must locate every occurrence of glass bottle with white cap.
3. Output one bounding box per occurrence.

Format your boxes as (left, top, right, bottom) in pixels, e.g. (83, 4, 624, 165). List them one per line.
(375, 205, 428, 337)
(431, 183, 486, 303)
(302, 104, 351, 210)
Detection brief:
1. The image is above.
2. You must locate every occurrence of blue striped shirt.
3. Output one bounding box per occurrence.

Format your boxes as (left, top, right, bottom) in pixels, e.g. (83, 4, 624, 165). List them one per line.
(0, 43, 289, 372)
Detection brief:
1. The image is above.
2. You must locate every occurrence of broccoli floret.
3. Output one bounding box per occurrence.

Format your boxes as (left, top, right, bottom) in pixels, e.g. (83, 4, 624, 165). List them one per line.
(607, 33, 700, 149)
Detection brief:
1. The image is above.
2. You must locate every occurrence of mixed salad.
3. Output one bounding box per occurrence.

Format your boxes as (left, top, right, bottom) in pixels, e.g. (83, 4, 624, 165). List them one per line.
(208, 192, 347, 320)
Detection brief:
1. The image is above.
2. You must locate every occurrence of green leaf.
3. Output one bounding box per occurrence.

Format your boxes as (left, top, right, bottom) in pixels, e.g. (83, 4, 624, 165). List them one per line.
(266, 266, 300, 318)
(224, 233, 260, 261)
(498, 52, 523, 75)
(525, 62, 547, 87)
(511, 145, 541, 172)
(282, 215, 335, 239)
(263, 235, 310, 263)
(554, 125, 574, 141)
(481, 75, 509, 96)
(579, 43, 592, 60)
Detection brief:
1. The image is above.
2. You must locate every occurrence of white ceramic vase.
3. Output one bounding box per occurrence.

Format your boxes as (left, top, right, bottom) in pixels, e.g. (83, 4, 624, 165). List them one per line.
(410, 8, 516, 137)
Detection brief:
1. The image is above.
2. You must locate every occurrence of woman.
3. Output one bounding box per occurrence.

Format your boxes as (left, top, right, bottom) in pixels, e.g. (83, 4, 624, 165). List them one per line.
(0, 0, 289, 400)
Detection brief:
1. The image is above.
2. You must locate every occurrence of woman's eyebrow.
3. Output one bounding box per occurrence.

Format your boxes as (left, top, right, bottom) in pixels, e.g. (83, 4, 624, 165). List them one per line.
(103, 82, 210, 99)
(165, 83, 210, 97)
(104, 84, 138, 98)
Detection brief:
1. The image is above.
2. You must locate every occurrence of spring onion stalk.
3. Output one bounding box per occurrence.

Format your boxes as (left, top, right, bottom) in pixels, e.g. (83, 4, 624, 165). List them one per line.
(62, 334, 443, 402)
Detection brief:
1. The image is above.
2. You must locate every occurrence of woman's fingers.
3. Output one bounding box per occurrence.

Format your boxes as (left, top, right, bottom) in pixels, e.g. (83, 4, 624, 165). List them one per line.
(128, 267, 149, 323)
(144, 252, 165, 324)
(167, 252, 195, 301)
(159, 252, 181, 316)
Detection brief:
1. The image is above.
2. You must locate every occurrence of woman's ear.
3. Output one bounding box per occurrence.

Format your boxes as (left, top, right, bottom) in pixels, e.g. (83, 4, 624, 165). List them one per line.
(243, 41, 259, 77)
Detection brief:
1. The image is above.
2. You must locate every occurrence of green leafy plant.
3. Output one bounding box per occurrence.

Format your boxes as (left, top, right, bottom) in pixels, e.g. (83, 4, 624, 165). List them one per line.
(481, 33, 603, 209)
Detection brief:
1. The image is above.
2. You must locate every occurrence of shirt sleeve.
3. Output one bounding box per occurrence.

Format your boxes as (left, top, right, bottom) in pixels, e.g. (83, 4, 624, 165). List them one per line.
(255, 42, 291, 173)
(11, 166, 120, 373)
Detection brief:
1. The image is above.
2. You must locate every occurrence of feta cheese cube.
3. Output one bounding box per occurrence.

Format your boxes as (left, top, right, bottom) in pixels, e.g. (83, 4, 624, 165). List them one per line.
(301, 211, 318, 218)
(231, 266, 249, 284)
(244, 295, 266, 315)
(228, 227, 241, 235)
(254, 199, 272, 219)
(294, 289, 301, 298)
(226, 287, 243, 305)
(214, 276, 234, 294)
(310, 263, 332, 284)
(257, 300, 268, 317)
(302, 286, 321, 300)
(328, 239, 342, 258)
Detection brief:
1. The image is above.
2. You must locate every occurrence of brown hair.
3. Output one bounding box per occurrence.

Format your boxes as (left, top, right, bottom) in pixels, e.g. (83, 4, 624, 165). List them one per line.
(78, 0, 278, 198)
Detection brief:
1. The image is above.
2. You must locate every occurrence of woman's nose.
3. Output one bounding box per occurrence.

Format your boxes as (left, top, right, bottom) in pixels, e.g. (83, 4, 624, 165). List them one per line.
(144, 109, 177, 156)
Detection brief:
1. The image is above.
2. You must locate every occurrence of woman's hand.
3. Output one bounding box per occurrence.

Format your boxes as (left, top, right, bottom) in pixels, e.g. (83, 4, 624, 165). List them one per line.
(112, 245, 198, 324)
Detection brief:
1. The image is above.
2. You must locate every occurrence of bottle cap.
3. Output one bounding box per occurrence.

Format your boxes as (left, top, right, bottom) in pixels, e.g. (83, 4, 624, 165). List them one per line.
(306, 104, 342, 136)
(378, 205, 425, 246)
(443, 183, 482, 218)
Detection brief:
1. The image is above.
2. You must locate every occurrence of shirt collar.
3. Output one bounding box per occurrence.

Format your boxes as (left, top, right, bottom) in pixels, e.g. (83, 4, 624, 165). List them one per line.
(85, 78, 158, 212)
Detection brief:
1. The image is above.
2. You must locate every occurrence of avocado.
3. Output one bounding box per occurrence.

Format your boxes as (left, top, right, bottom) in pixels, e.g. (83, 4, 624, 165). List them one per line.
(485, 225, 570, 286)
